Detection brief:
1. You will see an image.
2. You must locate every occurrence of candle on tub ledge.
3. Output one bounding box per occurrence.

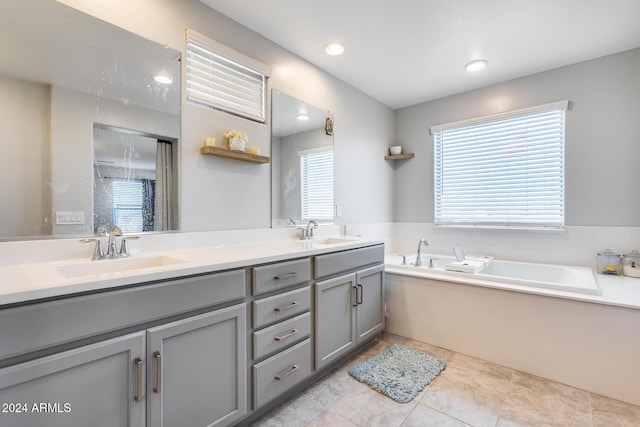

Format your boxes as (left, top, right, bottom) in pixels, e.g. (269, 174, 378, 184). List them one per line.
(247, 146, 260, 155)
(204, 137, 216, 147)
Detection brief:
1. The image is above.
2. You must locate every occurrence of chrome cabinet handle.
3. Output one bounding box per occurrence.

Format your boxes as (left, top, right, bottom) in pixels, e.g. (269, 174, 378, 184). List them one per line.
(352, 285, 358, 307)
(274, 329, 298, 341)
(275, 364, 299, 380)
(357, 284, 363, 305)
(274, 301, 298, 312)
(274, 272, 297, 280)
(153, 351, 162, 393)
(134, 358, 143, 401)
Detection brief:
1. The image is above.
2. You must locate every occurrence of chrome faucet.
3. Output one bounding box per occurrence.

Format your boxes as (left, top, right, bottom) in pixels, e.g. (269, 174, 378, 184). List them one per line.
(81, 225, 139, 260)
(106, 226, 123, 258)
(299, 220, 318, 240)
(415, 238, 429, 267)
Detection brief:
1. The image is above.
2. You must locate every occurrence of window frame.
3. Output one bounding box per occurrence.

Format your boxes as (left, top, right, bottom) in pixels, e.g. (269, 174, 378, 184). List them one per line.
(431, 100, 568, 231)
(186, 29, 271, 123)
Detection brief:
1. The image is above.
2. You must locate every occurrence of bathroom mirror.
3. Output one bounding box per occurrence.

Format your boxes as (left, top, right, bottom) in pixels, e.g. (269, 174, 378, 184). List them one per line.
(271, 90, 334, 227)
(0, 0, 180, 240)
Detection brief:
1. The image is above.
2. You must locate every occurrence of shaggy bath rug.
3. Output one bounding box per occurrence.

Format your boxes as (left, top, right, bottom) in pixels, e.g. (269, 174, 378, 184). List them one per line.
(348, 344, 446, 403)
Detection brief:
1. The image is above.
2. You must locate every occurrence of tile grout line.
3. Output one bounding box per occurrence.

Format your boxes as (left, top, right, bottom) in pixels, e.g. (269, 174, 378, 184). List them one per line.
(493, 367, 518, 426)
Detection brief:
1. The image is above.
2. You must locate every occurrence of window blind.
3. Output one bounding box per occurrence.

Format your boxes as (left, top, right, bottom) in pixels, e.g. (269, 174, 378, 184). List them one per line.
(300, 148, 334, 221)
(186, 29, 271, 123)
(432, 101, 567, 229)
(112, 180, 143, 233)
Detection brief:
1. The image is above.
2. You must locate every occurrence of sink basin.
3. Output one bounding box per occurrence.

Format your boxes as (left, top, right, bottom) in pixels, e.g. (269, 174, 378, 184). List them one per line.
(56, 255, 187, 278)
(297, 237, 356, 245)
(317, 238, 356, 245)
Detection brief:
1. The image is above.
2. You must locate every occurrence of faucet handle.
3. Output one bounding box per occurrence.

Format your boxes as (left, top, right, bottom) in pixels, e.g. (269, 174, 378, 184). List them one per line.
(80, 238, 104, 260)
(119, 236, 140, 257)
(96, 225, 108, 237)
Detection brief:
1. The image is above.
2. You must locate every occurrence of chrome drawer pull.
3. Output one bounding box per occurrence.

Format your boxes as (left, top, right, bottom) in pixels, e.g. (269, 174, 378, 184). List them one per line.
(274, 272, 298, 280)
(153, 351, 162, 393)
(274, 329, 298, 341)
(275, 364, 299, 380)
(357, 284, 363, 305)
(134, 358, 143, 401)
(274, 301, 298, 312)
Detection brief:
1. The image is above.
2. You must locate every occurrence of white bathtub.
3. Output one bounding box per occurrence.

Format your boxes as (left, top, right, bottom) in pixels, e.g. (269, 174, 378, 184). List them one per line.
(386, 253, 600, 295)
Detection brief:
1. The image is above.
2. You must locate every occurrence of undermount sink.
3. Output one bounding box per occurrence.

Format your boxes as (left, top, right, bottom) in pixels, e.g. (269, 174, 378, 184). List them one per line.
(56, 255, 187, 278)
(298, 237, 356, 245)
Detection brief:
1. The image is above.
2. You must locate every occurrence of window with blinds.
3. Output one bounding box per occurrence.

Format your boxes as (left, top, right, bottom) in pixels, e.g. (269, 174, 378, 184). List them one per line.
(186, 29, 271, 123)
(300, 147, 334, 221)
(112, 180, 143, 233)
(432, 101, 568, 230)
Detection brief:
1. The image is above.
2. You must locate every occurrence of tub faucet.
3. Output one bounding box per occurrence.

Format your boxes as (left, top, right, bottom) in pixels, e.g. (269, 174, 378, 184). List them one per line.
(415, 238, 429, 267)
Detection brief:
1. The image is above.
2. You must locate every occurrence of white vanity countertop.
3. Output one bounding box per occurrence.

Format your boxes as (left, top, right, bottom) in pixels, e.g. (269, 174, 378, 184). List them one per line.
(0, 236, 384, 306)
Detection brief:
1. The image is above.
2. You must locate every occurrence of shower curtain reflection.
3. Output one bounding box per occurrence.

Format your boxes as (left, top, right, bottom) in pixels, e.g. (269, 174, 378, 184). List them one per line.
(154, 139, 174, 231)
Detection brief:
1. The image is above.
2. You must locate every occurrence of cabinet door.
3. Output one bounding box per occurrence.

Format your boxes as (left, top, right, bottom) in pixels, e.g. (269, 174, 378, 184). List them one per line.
(314, 273, 357, 370)
(356, 264, 385, 342)
(0, 332, 145, 427)
(146, 303, 246, 427)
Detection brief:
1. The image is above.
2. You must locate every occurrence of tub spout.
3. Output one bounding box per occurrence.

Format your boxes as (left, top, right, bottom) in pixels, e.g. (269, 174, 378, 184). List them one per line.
(415, 239, 429, 267)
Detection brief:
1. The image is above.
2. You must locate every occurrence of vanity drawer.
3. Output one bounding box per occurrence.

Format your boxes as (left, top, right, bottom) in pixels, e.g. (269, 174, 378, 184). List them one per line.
(0, 269, 246, 361)
(252, 286, 310, 329)
(252, 258, 311, 296)
(253, 339, 311, 409)
(314, 244, 384, 279)
(253, 312, 311, 360)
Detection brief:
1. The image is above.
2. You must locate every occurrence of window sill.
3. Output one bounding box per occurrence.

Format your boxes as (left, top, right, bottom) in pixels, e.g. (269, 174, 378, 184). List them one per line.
(434, 224, 567, 233)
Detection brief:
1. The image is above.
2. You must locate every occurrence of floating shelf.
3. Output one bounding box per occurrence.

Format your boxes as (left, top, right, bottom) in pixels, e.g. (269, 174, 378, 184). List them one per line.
(384, 153, 415, 161)
(201, 146, 269, 164)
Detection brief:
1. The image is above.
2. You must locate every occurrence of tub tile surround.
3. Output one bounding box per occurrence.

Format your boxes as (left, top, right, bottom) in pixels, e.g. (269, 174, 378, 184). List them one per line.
(254, 333, 640, 427)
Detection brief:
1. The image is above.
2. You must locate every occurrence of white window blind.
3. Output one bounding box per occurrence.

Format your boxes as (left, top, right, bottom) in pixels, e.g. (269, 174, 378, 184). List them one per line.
(300, 147, 334, 221)
(186, 29, 271, 123)
(432, 101, 568, 230)
(112, 181, 143, 233)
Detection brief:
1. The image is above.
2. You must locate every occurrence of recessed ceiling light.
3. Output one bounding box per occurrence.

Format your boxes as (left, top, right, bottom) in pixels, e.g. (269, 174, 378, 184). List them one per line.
(324, 42, 345, 56)
(465, 59, 487, 72)
(153, 72, 173, 84)
(297, 113, 310, 121)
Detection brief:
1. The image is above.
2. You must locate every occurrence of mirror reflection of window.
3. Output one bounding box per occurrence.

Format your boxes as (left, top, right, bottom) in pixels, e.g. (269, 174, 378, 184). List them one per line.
(271, 90, 335, 227)
(93, 125, 178, 233)
(300, 147, 334, 221)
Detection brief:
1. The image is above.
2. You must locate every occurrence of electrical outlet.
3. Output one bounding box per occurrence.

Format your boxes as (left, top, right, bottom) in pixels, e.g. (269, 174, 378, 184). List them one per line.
(335, 204, 343, 218)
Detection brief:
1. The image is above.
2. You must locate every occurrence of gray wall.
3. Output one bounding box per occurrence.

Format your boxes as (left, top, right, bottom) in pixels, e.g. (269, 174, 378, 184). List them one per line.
(394, 48, 640, 226)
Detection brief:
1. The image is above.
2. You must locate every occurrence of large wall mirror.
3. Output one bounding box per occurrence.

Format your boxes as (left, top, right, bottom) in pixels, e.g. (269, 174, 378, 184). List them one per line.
(271, 90, 334, 227)
(0, 0, 180, 240)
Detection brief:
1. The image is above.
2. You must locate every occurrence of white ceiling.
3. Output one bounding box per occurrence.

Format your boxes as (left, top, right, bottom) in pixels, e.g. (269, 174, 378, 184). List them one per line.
(200, 0, 640, 109)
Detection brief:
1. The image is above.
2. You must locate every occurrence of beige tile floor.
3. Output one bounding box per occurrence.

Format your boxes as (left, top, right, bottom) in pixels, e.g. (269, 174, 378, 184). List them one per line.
(253, 332, 640, 427)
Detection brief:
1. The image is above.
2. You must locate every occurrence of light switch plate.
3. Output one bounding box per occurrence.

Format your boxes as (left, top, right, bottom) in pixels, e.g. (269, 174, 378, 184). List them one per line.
(56, 211, 85, 225)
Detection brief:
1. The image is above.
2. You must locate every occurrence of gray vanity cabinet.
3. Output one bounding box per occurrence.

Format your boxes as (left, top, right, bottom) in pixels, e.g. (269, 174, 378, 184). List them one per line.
(147, 303, 246, 427)
(0, 332, 146, 427)
(0, 269, 247, 427)
(250, 258, 312, 410)
(314, 246, 385, 370)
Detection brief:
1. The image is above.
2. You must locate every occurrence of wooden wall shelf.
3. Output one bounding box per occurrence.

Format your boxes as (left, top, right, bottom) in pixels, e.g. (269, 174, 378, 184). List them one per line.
(201, 146, 269, 164)
(384, 153, 415, 160)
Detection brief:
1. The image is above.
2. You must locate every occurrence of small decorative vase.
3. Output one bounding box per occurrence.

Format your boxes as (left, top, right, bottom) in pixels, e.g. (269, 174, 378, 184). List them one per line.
(228, 137, 246, 151)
